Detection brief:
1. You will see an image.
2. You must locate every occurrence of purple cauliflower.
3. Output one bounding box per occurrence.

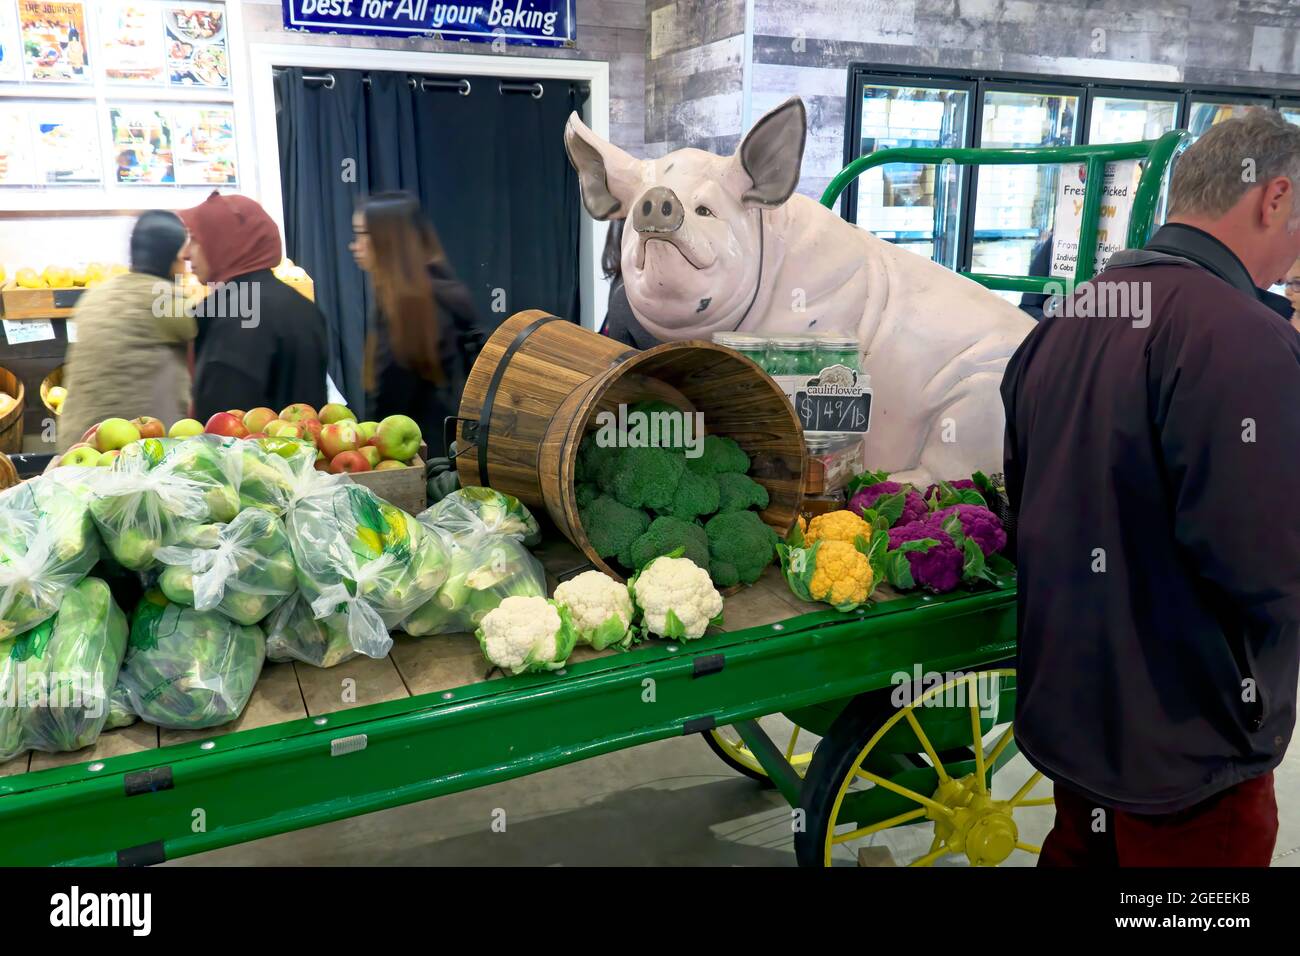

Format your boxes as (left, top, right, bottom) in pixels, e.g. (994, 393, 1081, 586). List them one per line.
(922, 478, 978, 504)
(849, 481, 928, 527)
(886, 523, 964, 593)
(928, 504, 1007, 557)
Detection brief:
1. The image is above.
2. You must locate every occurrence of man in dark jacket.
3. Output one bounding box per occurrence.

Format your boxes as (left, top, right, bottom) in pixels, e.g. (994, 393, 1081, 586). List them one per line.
(1001, 110, 1300, 866)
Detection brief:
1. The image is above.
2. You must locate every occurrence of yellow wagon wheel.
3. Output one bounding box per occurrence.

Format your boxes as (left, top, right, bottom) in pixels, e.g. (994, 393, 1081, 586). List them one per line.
(794, 668, 1053, 867)
(703, 721, 816, 787)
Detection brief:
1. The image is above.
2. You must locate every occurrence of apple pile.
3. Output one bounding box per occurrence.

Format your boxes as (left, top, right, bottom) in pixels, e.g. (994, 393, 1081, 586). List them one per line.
(61, 406, 424, 474)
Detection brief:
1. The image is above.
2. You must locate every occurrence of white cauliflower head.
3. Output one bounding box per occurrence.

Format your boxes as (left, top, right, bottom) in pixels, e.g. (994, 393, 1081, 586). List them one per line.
(553, 571, 634, 650)
(476, 595, 576, 675)
(631, 556, 723, 640)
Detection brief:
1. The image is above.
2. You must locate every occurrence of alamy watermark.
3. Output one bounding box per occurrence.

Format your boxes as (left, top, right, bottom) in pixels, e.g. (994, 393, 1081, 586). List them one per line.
(1042, 277, 1151, 327)
(890, 665, 1002, 720)
(152, 277, 261, 328)
(593, 403, 705, 459)
(0, 665, 107, 719)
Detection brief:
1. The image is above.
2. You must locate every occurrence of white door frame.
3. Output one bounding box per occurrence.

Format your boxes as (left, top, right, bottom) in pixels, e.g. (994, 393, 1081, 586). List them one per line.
(245, 43, 609, 330)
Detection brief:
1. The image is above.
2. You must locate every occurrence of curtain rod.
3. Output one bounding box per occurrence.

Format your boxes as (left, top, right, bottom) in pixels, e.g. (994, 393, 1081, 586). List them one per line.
(275, 70, 564, 99)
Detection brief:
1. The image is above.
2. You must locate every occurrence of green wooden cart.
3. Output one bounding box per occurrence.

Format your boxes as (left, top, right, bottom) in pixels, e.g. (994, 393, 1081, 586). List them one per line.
(0, 134, 1187, 868)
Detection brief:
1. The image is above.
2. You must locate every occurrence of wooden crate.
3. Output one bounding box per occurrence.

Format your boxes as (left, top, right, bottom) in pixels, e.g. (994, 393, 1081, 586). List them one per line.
(0, 286, 85, 318)
(350, 457, 426, 515)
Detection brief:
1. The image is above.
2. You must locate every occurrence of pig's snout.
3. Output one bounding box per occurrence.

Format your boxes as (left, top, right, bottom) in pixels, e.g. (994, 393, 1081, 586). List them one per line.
(632, 186, 684, 235)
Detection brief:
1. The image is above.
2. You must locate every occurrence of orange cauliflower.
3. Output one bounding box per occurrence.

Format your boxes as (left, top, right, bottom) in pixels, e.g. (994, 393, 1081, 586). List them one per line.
(807, 540, 874, 607)
(805, 509, 872, 546)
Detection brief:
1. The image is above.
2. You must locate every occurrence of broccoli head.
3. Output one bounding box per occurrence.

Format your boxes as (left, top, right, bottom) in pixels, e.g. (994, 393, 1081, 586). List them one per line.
(575, 482, 599, 509)
(664, 467, 720, 520)
(609, 445, 686, 511)
(715, 472, 769, 513)
(685, 435, 750, 476)
(630, 515, 710, 570)
(580, 495, 651, 569)
(705, 510, 778, 587)
(575, 434, 598, 484)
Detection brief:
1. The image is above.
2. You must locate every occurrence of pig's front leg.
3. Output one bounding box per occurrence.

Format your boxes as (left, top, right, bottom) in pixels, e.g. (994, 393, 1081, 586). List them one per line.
(906, 372, 1009, 484)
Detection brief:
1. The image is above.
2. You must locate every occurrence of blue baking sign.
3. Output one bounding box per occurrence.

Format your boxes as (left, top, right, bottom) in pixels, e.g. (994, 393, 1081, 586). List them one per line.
(282, 1, 575, 46)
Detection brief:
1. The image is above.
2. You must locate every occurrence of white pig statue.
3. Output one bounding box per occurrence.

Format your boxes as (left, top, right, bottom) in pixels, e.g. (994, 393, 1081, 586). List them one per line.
(564, 97, 1036, 484)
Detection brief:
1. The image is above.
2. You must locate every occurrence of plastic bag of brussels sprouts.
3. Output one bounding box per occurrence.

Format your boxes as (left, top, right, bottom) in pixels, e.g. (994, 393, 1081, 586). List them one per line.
(155, 509, 297, 626)
(0, 475, 102, 640)
(117, 590, 265, 730)
(287, 483, 448, 660)
(423, 486, 541, 547)
(265, 593, 357, 668)
(14, 577, 128, 754)
(404, 500, 545, 637)
(88, 442, 215, 572)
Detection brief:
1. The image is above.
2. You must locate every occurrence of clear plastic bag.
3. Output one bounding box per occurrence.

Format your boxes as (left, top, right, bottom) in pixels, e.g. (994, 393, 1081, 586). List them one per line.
(0, 474, 102, 639)
(117, 590, 265, 730)
(403, 507, 546, 637)
(287, 483, 448, 660)
(88, 441, 220, 571)
(423, 486, 542, 546)
(226, 437, 317, 517)
(155, 509, 297, 626)
(15, 576, 129, 754)
(265, 593, 357, 668)
(0, 637, 23, 764)
(104, 681, 137, 731)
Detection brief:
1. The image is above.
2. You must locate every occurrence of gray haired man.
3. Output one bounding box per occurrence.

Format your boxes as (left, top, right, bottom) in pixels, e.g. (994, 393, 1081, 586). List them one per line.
(1002, 109, 1300, 866)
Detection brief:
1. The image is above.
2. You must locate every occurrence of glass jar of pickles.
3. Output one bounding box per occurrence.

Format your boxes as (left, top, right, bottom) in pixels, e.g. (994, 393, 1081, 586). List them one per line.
(712, 332, 769, 366)
(767, 334, 818, 399)
(816, 334, 860, 373)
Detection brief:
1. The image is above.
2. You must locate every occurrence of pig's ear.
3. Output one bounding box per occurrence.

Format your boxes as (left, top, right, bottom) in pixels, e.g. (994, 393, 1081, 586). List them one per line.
(735, 97, 806, 207)
(564, 112, 642, 220)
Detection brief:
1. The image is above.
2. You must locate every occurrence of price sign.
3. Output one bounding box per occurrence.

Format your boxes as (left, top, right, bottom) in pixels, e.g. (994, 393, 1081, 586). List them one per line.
(2, 319, 56, 345)
(795, 388, 872, 434)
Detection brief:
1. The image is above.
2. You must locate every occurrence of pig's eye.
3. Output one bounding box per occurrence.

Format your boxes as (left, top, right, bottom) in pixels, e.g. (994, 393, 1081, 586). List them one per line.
(695, 205, 715, 218)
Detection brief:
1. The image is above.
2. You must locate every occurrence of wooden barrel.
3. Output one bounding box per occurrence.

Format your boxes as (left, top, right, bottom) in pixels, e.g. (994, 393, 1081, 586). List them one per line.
(0, 452, 18, 491)
(457, 310, 806, 581)
(0, 367, 25, 454)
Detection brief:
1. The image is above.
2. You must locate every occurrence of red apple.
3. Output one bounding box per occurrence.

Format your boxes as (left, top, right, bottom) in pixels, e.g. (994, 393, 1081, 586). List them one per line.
(319, 421, 361, 459)
(205, 412, 250, 438)
(374, 459, 406, 471)
(279, 403, 318, 423)
(131, 416, 165, 439)
(226, 409, 246, 421)
(358, 446, 382, 469)
(329, 450, 371, 474)
(242, 407, 278, 434)
(300, 418, 323, 447)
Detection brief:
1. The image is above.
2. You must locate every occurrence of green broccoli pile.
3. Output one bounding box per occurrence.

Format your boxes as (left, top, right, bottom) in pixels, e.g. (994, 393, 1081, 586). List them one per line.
(574, 405, 779, 587)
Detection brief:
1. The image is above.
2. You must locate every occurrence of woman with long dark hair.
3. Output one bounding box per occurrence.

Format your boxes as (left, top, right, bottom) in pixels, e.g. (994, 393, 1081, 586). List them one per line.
(59, 211, 195, 450)
(351, 192, 482, 449)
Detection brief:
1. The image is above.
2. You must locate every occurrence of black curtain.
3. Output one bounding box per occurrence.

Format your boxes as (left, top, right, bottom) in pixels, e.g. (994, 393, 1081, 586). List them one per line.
(274, 67, 584, 415)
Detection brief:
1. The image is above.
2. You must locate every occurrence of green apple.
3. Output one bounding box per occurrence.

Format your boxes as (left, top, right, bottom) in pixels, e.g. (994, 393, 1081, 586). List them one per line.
(168, 418, 204, 438)
(357, 421, 379, 442)
(96, 449, 121, 467)
(373, 415, 421, 463)
(59, 444, 102, 467)
(319, 403, 356, 425)
(359, 446, 382, 469)
(96, 417, 141, 452)
(374, 459, 406, 471)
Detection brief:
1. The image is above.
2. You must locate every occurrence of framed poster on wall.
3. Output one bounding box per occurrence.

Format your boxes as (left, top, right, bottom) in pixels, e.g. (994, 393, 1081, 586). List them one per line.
(171, 104, 235, 184)
(0, 2, 23, 81)
(109, 105, 174, 183)
(0, 104, 37, 182)
(166, 5, 228, 88)
(18, 0, 90, 82)
(33, 102, 99, 182)
(99, 2, 166, 84)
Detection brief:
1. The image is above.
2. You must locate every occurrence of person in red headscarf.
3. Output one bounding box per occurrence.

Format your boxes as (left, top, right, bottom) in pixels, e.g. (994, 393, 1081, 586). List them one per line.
(179, 191, 327, 422)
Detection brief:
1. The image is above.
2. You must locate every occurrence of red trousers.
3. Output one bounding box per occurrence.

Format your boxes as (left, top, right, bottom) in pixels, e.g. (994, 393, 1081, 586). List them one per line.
(1038, 772, 1277, 867)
